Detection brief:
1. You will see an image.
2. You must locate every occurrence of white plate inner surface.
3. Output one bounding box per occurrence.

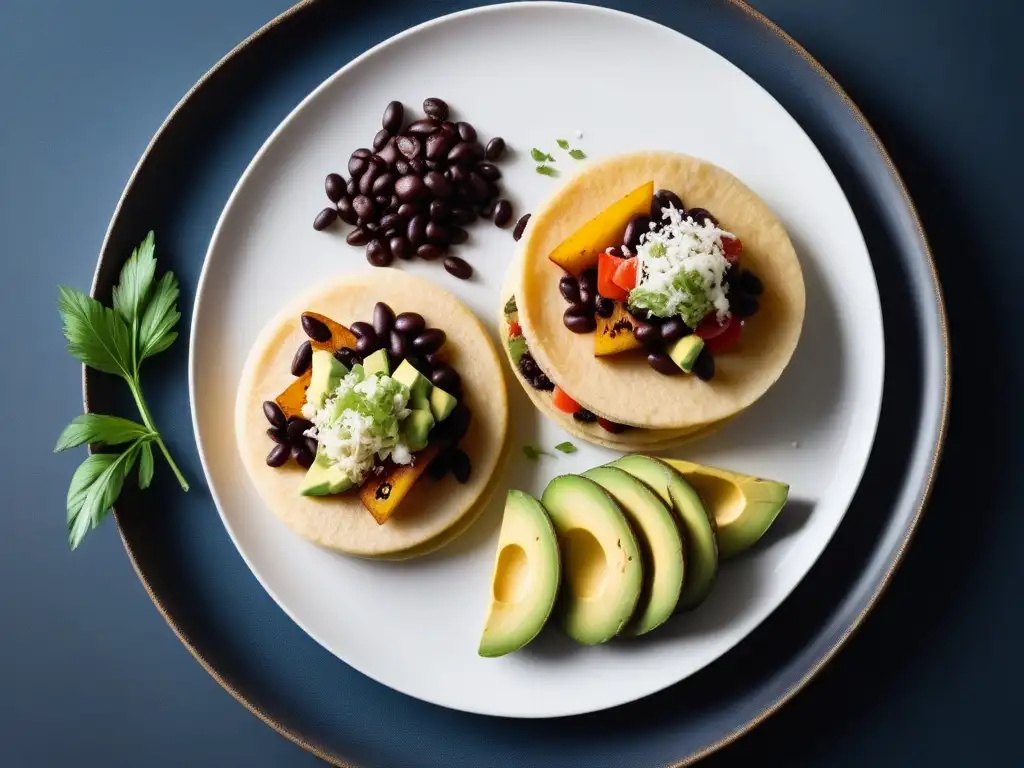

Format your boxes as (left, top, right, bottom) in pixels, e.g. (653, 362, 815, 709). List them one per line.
(190, 2, 884, 718)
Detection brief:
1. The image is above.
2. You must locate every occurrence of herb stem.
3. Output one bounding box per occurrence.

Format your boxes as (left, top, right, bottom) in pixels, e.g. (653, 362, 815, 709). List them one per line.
(129, 378, 189, 491)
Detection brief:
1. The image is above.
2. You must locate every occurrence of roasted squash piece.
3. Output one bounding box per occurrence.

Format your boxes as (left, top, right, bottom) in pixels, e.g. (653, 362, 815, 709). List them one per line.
(360, 444, 441, 525)
(548, 181, 654, 275)
(276, 370, 312, 419)
(304, 311, 358, 352)
(273, 312, 358, 419)
(594, 303, 643, 357)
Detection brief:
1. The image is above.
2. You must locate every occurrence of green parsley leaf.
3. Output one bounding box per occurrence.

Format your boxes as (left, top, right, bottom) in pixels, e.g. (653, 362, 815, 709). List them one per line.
(554, 441, 577, 454)
(138, 271, 181, 363)
(138, 442, 155, 490)
(112, 231, 156, 327)
(556, 138, 570, 150)
(568, 149, 587, 160)
(503, 295, 518, 314)
(67, 445, 138, 550)
(523, 445, 550, 460)
(535, 165, 558, 177)
(54, 414, 152, 452)
(57, 286, 134, 380)
(531, 148, 555, 162)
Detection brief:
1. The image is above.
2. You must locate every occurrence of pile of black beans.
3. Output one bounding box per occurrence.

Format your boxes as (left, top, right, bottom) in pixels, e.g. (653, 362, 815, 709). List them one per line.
(262, 401, 318, 469)
(313, 98, 514, 281)
(517, 351, 554, 392)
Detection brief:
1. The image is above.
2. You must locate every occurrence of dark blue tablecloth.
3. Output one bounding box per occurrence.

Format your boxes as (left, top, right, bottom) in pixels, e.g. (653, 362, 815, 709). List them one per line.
(4, 0, 1020, 764)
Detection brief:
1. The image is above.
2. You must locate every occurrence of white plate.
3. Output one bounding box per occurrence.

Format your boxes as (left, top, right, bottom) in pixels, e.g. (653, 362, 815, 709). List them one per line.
(190, 2, 883, 718)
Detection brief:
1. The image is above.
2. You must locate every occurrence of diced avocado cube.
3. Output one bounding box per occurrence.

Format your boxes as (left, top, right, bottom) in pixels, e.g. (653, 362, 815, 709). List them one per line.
(299, 451, 354, 497)
(392, 359, 433, 411)
(362, 348, 390, 377)
(667, 335, 705, 374)
(306, 350, 348, 411)
(402, 409, 435, 452)
(429, 385, 458, 422)
(507, 336, 528, 366)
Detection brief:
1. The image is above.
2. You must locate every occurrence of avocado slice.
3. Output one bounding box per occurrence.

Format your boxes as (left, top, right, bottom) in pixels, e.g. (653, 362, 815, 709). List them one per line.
(305, 349, 348, 412)
(609, 455, 718, 611)
(540, 475, 643, 645)
(362, 348, 390, 377)
(582, 466, 683, 636)
(429, 385, 458, 422)
(479, 490, 561, 657)
(667, 335, 704, 373)
(401, 409, 435, 452)
(663, 459, 789, 558)
(299, 451, 355, 497)
(392, 359, 432, 411)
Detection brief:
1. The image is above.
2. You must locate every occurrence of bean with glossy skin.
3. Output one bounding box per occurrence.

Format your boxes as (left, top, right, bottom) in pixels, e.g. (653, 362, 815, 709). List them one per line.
(336, 197, 357, 225)
(378, 212, 404, 232)
(493, 199, 513, 228)
(578, 283, 594, 309)
(413, 328, 446, 353)
(425, 221, 449, 244)
(349, 321, 375, 339)
(451, 207, 475, 226)
(451, 450, 471, 483)
(373, 128, 390, 151)
(685, 208, 718, 227)
(313, 208, 338, 231)
(692, 347, 715, 381)
(292, 443, 315, 469)
(449, 164, 468, 183)
(395, 175, 429, 202)
(467, 172, 491, 201)
(346, 177, 359, 197)
(579, 268, 597, 297)
(429, 200, 450, 223)
(286, 418, 314, 443)
(382, 100, 404, 133)
(263, 400, 287, 429)
(559, 275, 580, 304)
(348, 154, 368, 177)
(634, 322, 660, 348)
(407, 214, 428, 247)
(266, 443, 290, 467)
(449, 226, 468, 245)
(267, 427, 287, 444)
(394, 159, 411, 176)
(650, 189, 684, 223)
(291, 340, 312, 375)
(595, 297, 615, 318)
(430, 365, 461, 391)
(410, 157, 426, 175)
(407, 118, 441, 135)
(660, 317, 691, 342)
(394, 312, 425, 336)
(372, 302, 395, 338)
(325, 173, 345, 203)
(397, 202, 420, 220)
(366, 239, 393, 267)
(476, 162, 501, 182)
(563, 308, 597, 333)
(355, 333, 381, 356)
(513, 213, 531, 241)
(623, 214, 651, 250)
(358, 162, 380, 195)
(362, 220, 379, 232)
(443, 256, 472, 280)
(423, 170, 451, 200)
(301, 314, 331, 342)
(372, 173, 396, 196)
(352, 195, 374, 220)
(647, 351, 680, 375)
(485, 137, 506, 161)
(425, 131, 455, 161)
(303, 437, 319, 457)
(346, 227, 370, 246)
(443, 403, 472, 441)
(416, 244, 445, 261)
(388, 236, 409, 261)
(448, 141, 484, 165)
(377, 140, 400, 167)
(730, 292, 760, 318)
(334, 348, 360, 368)
(424, 350, 445, 367)
(423, 97, 449, 120)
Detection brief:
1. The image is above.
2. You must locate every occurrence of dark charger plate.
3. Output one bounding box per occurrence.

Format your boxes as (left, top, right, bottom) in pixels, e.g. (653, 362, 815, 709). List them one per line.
(85, 1, 948, 765)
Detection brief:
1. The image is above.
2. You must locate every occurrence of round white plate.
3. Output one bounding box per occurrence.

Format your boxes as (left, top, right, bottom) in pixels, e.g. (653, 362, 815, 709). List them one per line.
(190, 2, 883, 718)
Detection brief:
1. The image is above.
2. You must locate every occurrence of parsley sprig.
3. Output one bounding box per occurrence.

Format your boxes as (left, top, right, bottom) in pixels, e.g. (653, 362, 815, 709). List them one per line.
(55, 232, 188, 550)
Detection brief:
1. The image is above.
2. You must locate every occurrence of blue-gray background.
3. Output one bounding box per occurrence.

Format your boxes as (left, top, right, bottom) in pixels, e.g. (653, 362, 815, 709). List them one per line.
(3, 0, 1020, 765)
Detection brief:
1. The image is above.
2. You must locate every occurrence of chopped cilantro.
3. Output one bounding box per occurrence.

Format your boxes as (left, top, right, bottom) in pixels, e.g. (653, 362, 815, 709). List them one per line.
(629, 269, 713, 326)
(568, 149, 587, 160)
(556, 138, 570, 150)
(531, 148, 555, 162)
(522, 445, 550, 460)
(554, 441, 577, 454)
(503, 295, 518, 314)
(535, 165, 558, 177)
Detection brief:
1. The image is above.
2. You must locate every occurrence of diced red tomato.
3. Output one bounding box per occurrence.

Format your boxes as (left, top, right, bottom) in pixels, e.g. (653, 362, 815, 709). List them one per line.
(695, 313, 729, 340)
(704, 314, 742, 353)
(508, 321, 522, 338)
(598, 418, 627, 434)
(721, 235, 742, 265)
(612, 257, 638, 292)
(597, 252, 630, 301)
(552, 385, 582, 415)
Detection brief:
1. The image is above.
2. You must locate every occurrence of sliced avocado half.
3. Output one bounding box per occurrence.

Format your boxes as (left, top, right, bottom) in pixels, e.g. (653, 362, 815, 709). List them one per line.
(362, 348, 390, 377)
(299, 450, 355, 497)
(608, 455, 718, 611)
(401, 409, 435, 452)
(582, 466, 683, 636)
(479, 490, 561, 658)
(305, 349, 348, 412)
(667, 335, 704, 373)
(541, 475, 643, 645)
(392, 359, 432, 411)
(663, 459, 789, 558)
(429, 385, 457, 422)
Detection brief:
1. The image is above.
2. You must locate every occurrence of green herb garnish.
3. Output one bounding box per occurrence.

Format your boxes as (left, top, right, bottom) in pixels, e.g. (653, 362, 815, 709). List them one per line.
(629, 269, 713, 327)
(522, 445, 551, 461)
(568, 149, 587, 160)
(531, 148, 555, 162)
(535, 165, 558, 177)
(556, 138, 570, 150)
(504, 295, 518, 314)
(554, 441, 577, 454)
(56, 232, 188, 550)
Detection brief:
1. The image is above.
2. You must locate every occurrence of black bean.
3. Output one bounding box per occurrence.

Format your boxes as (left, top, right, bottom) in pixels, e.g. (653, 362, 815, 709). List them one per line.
(449, 164, 468, 183)
(596, 297, 615, 318)
(423, 170, 452, 200)
(352, 195, 374, 220)
(313, 207, 338, 231)
(451, 450, 471, 483)
(448, 141, 484, 166)
(436, 403, 471, 442)
(377, 139, 400, 167)
(425, 221, 449, 245)
(363, 220, 380, 232)
(407, 214, 428, 247)
(429, 364, 460, 391)
(351, 147, 372, 159)
(358, 162, 380, 195)
(579, 268, 597, 297)
(262, 400, 287, 429)
(290, 340, 313, 376)
(373, 128, 391, 151)
(350, 321, 375, 339)
(300, 314, 331, 342)
(378, 212, 405, 232)
(559, 275, 581, 304)
(476, 162, 501, 182)
(267, 426, 287, 444)
(493, 199, 513, 228)
(394, 158, 411, 176)
(410, 157, 427, 175)
(429, 199, 451, 223)
(479, 198, 497, 219)
(512, 213, 531, 241)
(425, 131, 455, 162)
(647, 351, 680, 375)
(382, 100, 404, 133)
(348, 154, 369, 177)
(413, 328, 446, 353)
(731, 292, 760, 318)
(451, 207, 475, 226)
(266, 443, 290, 467)
(485, 136, 506, 161)
(467, 172, 491, 201)
(634, 322, 661, 348)
(416, 244, 445, 261)
(578, 284, 594, 309)
(660, 317, 691, 342)
(292, 443, 315, 469)
(650, 189, 684, 223)
(424, 350, 445, 367)
(407, 118, 441, 135)
(686, 208, 718, 227)
(395, 175, 429, 202)
(386, 236, 407, 261)
(394, 312, 425, 336)
(355, 333, 381, 356)
(372, 172, 396, 196)
(423, 97, 449, 120)
(735, 269, 764, 296)
(443, 256, 472, 280)
(325, 173, 346, 203)
(692, 347, 715, 381)
(624, 214, 651, 249)
(303, 437, 319, 457)
(563, 308, 597, 333)
(396, 202, 418, 220)
(367, 304, 393, 340)
(388, 329, 407, 360)
(334, 196, 357, 225)
(286, 418, 313, 443)
(346, 228, 370, 247)
(346, 177, 359, 197)
(449, 226, 469, 245)
(427, 447, 453, 480)
(366, 239, 393, 267)
(334, 347, 359, 368)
